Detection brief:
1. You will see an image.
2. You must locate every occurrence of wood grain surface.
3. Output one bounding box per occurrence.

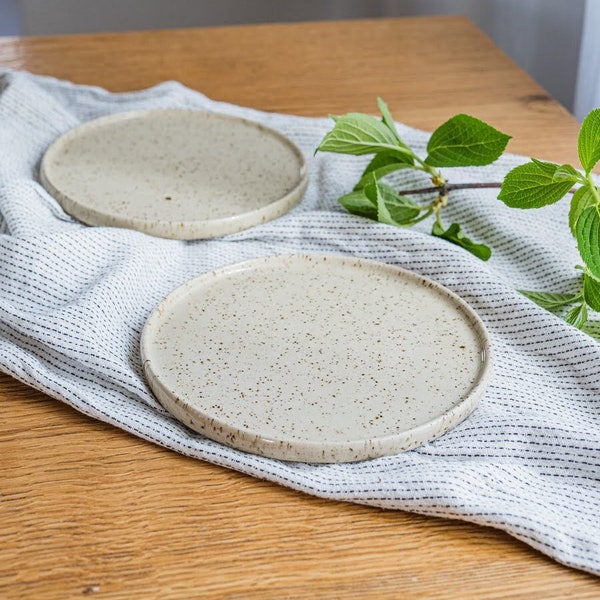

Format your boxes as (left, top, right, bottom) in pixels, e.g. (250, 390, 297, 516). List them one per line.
(1, 17, 599, 599)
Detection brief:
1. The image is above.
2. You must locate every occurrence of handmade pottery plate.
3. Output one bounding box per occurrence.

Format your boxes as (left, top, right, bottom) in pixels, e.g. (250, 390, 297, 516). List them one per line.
(140, 254, 493, 463)
(40, 109, 308, 239)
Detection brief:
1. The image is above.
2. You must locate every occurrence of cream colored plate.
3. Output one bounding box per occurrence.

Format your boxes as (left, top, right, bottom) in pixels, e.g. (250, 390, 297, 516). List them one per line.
(40, 109, 308, 239)
(141, 254, 493, 463)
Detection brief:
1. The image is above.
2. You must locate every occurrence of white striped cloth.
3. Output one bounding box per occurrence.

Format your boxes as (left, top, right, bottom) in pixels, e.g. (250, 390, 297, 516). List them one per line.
(1, 70, 599, 576)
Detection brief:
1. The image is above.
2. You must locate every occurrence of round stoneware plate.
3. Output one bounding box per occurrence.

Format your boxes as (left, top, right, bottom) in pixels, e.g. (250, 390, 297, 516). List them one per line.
(141, 254, 493, 463)
(40, 109, 308, 239)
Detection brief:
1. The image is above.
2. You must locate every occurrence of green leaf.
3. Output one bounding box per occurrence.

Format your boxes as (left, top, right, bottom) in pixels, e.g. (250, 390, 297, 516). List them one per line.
(575, 206, 600, 278)
(364, 179, 420, 226)
(377, 97, 404, 144)
(569, 186, 595, 235)
(519, 289, 580, 310)
(424, 114, 511, 167)
(316, 113, 412, 158)
(583, 271, 600, 312)
(564, 301, 588, 330)
(431, 221, 491, 260)
(552, 163, 586, 184)
(498, 160, 574, 208)
(530, 158, 560, 175)
(338, 189, 377, 220)
(365, 177, 395, 225)
(582, 320, 600, 340)
(354, 152, 413, 190)
(578, 108, 600, 174)
(378, 184, 420, 225)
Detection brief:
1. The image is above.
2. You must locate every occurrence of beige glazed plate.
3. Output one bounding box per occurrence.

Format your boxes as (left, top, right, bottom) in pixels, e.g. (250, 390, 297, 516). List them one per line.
(141, 254, 493, 463)
(40, 109, 308, 239)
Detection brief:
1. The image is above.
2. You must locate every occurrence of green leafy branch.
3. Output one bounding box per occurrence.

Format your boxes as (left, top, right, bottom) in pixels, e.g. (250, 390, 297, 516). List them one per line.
(316, 98, 511, 260)
(498, 108, 600, 332)
(316, 99, 600, 334)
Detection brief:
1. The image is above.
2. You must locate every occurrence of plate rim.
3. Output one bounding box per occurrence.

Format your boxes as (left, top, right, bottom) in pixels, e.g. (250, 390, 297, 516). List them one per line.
(140, 253, 494, 463)
(40, 108, 309, 240)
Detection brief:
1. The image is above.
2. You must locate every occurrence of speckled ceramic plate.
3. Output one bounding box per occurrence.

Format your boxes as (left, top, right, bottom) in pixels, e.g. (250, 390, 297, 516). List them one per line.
(141, 254, 493, 463)
(40, 109, 308, 239)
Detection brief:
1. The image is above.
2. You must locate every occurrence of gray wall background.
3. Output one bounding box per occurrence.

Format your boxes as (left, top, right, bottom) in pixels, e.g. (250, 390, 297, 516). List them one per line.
(0, 0, 20, 36)
(0, 0, 586, 114)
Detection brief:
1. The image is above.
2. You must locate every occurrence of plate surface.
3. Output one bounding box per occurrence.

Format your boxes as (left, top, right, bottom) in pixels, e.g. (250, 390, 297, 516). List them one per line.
(40, 109, 308, 239)
(141, 254, 493, 462)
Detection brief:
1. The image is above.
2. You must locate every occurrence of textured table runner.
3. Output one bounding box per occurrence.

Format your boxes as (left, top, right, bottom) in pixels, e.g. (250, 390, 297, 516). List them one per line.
(1, 70, 599, 576)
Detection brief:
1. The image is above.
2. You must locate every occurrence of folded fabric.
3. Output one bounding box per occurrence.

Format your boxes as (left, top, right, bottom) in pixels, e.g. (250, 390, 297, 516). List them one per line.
(1, 69, 599, 576)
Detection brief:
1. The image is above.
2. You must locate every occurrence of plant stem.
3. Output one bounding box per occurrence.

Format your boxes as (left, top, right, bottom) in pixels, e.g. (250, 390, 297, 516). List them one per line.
(397, 182, 584, 197)
(586, 174, 600, 205)
(397, 182, 503, 196)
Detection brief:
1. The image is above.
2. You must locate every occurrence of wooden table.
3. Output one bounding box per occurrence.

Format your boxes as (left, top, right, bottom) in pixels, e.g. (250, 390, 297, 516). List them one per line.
(1, 17, 598, 599)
